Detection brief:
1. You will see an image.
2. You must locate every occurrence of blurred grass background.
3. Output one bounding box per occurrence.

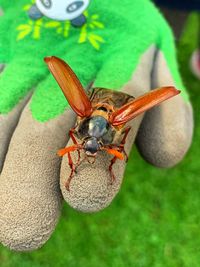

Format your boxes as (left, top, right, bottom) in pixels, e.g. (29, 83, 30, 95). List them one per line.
(0, 12, 200, 267)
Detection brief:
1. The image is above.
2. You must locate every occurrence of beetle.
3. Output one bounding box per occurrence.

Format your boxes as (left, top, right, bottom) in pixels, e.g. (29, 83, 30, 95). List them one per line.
(44, 56, 180, 190)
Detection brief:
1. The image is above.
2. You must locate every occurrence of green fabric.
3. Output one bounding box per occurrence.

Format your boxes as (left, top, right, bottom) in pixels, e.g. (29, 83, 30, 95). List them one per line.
(0, 0, 189, 122)
(0, 0, 11, 11)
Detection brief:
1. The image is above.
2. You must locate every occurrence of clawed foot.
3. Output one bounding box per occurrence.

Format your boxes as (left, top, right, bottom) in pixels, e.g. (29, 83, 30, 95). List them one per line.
(65, 164, 77, 191)
(110, 173, 116, 185)
(65, 154, 86, 190)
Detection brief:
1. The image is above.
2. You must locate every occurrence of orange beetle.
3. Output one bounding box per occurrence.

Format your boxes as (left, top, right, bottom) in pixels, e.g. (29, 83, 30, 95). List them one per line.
(45, 56, 180, 190)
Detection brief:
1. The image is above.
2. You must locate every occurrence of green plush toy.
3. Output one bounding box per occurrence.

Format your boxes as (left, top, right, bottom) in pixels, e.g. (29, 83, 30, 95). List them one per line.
(0, 0, 193, 251)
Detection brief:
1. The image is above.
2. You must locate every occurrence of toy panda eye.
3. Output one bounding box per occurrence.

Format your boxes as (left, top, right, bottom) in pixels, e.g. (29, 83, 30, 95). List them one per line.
(40, 0, 52, 8)
(66, 1, 84, 13)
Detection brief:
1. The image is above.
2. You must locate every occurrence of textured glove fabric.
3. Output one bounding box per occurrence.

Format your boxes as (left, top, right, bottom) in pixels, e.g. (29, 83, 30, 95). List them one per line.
(0, 0, 193, 251)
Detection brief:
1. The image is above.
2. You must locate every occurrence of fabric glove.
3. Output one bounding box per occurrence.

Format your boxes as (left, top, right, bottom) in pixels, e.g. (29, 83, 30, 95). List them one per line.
(0, 0, 193, 251)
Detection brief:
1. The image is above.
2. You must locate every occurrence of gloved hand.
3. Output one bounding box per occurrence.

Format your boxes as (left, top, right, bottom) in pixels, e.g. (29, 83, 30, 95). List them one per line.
(0, 0, 193, 252)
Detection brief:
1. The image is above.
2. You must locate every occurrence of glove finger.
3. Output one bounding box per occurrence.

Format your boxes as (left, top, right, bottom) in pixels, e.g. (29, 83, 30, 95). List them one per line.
(0, 103, 73, 251)
(60, 46, 156, 212)
(0, 57, 47, 173)
(0, 64, 31, 173)
(0, 63, 29, 173)
(0, 92, 31, 172)
(136, 48, 194, 167)
(0, 56, 98, 251)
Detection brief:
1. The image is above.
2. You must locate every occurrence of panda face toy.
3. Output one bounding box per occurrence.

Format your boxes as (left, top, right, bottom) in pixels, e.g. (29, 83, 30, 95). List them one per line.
(36, 0, 90, 21)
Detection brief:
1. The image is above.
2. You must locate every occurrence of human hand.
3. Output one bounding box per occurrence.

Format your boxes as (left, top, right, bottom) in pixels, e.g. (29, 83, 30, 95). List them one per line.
(0, 0, 193, 251)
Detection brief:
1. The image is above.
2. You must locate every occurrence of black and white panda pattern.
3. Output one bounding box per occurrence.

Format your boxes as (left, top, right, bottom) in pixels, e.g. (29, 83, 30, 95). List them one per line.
(28, 0, 90, 27)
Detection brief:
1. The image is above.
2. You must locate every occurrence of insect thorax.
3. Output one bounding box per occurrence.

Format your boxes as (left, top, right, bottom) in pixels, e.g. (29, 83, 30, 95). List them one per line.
(89, 88, 134, 108)
(76, 115, 115, 145)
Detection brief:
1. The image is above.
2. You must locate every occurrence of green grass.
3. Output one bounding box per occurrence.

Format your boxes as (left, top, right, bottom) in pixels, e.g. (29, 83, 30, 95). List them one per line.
(0, 13, 200, 267)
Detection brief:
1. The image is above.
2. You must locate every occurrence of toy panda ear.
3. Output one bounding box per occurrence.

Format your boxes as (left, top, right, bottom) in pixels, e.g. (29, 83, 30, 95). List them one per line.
(28, 4, 44, 20)
(109, 87, 180, 126)
(44, 56, 93, 117)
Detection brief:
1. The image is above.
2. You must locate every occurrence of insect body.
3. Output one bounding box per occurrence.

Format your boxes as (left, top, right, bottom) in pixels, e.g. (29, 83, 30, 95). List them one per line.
(75, 88, 134, 156)
(44, 56, 180, 190)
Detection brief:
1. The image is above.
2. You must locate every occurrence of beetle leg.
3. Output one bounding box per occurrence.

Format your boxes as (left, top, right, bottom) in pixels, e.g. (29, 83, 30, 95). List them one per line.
(107, 127, 132, 182)
(75, 152, 81, 168)
(69, 127, 78, 143)
(120, 126, 131, 146)
(69, 127, 81, 166)
(65, 152, 76, 191)
(74, 142, 86, 170)
(60, 144, 83, 190)
(106, 126, 131, 163)
(118, 126, 131, 162)
(58, 145, 79, 156)
(109, 156, 118, 183)
(75, 153, 87, 170)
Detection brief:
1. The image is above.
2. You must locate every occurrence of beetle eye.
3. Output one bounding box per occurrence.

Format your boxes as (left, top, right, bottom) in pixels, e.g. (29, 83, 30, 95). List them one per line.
(40, 0, 51, 8)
